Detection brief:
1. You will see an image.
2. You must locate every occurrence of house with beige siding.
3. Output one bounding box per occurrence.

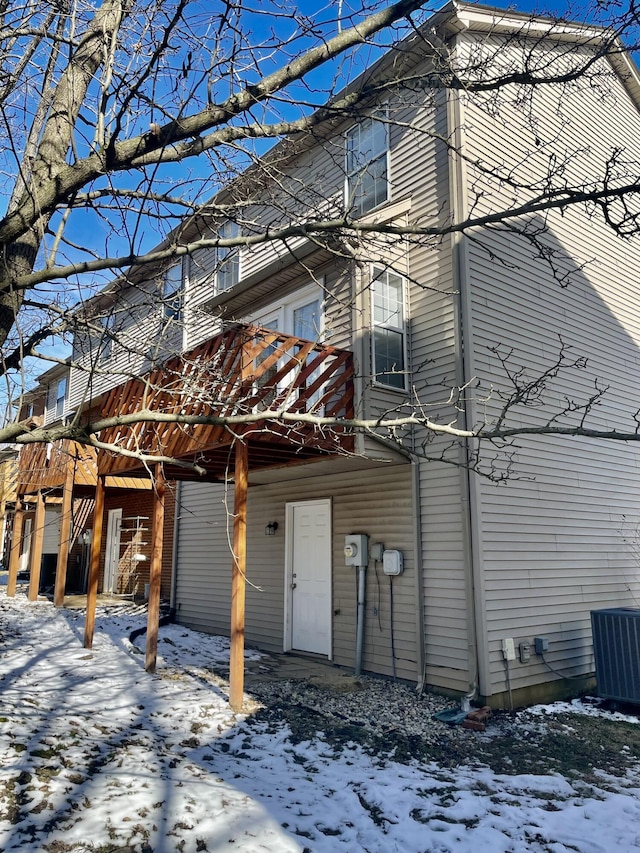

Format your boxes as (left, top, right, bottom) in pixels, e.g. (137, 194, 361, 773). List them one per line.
(21, 2, 640, 706)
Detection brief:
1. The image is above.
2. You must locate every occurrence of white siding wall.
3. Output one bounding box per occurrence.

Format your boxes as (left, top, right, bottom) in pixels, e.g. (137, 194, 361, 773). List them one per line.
(184, 247, 221, 350)
(460, 33, 640, 697)
(69, 276, 184, 411)
(43, 507, 61, 554)
(175, 462, 418, 680)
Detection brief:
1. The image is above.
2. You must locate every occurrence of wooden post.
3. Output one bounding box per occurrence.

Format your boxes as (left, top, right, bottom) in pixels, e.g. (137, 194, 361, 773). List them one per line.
(229, 440, 248, 712)
(7, 498, 24, 597)
(145, 464, 166, 673)
(28, 491, 46, 601)
(84, 475, 105, 649)
(54, 457, 75, 607)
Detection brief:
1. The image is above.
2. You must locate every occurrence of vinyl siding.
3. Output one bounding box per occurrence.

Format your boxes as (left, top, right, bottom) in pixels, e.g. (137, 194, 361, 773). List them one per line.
(42, 507, 61, 554)
(406, 86, 470, 692)
(460, 32, 640, 696)
(175, 462, 418, 681)
(183, 247, 221, 351)
(69, 276, 184, 411)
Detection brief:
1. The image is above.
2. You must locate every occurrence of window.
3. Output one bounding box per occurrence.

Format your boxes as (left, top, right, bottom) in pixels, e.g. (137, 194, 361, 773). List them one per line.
(250, 285, 325, 407)
(345, 109, 389, 216)
(216, 221, 240, 292)
(371, 268, 406, 390)
(293, 298, 322, 340)
(54, 377, 67, 418)
(25, 402, 34, 419)
(252, 286, 324, 340)
(162, 263, 183, 321)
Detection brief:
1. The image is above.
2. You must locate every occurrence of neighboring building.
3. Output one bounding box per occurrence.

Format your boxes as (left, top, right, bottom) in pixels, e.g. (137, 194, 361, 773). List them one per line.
(9, 2, 640, 705)
(0, 446, 18, 566)
(9, 363, 173, 603)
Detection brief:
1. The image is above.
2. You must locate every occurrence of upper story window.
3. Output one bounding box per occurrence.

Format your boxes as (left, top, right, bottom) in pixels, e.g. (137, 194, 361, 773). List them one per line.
(371, 267, 406, 390)
(50, 376, 67, 419)
(25, 402, 34, 419)
(292, 297, 322, 340)
(162, 263, 183, 322)
(216, 221, 241, 293)
(345, 109, 389, 217)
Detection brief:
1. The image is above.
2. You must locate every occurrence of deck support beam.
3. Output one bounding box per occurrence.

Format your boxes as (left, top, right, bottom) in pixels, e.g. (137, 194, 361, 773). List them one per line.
(84, 475, 105, 649)
(54, 458, 75, 607)
(28, 491, 46, 601)
(229, 440, 248, 712)
(7, 499, 24, 597)
(145, 464, 166, 673)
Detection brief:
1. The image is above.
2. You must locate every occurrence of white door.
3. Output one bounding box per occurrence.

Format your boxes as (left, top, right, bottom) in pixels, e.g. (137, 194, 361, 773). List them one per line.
(285, 499, 332, 657)
(104, 508, 122, 594)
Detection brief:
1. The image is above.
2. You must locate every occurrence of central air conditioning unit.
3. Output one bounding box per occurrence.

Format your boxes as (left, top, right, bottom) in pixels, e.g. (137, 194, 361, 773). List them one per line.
(591, 608, 640, 704)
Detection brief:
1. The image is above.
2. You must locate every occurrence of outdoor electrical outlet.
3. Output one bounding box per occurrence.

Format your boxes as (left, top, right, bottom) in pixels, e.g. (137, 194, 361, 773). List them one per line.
(534, 636, 549, 655)
(370, 542, 384, 562)
(519, 642, 531, 663)
(501, 637, 516, 661)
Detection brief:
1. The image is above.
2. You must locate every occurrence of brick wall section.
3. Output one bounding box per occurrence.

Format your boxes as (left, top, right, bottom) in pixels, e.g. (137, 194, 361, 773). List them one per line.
(13, 487, 175, 600)
(99, 483, 176, 601)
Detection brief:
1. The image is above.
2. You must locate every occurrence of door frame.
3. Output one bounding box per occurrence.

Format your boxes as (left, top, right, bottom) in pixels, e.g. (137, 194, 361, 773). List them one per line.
(283, 498, 332, 658)
(103, 508, 123, 594)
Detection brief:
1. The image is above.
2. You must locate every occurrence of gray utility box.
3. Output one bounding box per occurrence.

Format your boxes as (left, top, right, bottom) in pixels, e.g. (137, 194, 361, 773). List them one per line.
(591, 608, 640, 704)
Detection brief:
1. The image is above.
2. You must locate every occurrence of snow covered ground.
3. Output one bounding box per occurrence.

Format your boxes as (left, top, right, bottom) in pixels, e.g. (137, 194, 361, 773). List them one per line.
(1, 588, 640, 853)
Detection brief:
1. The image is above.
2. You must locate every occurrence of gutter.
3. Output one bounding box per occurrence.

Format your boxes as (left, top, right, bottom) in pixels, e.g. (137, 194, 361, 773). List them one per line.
(411, 458, 426, 693)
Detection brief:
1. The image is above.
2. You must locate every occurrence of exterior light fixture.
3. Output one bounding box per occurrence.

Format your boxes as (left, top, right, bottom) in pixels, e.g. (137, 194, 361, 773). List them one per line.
(265, 521, 279, 536)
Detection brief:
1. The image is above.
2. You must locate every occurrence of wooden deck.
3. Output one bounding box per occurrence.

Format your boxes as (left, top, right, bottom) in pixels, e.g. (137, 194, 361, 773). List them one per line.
(17, 440, 97, 495)
(96, 323, 355, 479)
(17, 440, 151, 496)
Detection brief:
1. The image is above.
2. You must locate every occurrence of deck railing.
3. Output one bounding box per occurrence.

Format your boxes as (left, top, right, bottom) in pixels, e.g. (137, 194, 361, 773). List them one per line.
(17, 440, 97, 495)
(97, 323, 355, 476)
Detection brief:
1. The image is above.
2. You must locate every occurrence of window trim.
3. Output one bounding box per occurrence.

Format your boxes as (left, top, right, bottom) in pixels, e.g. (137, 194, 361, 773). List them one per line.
(162, 262, 184, 323)
(370, 266, 407, 392)
(344, 107, 391, 217)
(54, 376, 67, 419)
(250, 282, 325, 339)
(215, 221, 241, 294)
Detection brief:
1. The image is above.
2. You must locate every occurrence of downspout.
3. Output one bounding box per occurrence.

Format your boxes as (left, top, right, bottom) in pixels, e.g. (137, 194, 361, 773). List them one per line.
(355, 561, 367, 676)
(411, 458, 427, 693)
(169, 480, 181, 615)
(447, 78, 491, 702)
